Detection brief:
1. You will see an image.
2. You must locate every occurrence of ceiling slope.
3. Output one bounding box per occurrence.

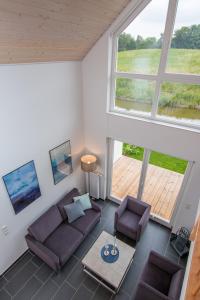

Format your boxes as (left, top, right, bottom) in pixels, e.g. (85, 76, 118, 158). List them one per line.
(0, 0, 130, 64)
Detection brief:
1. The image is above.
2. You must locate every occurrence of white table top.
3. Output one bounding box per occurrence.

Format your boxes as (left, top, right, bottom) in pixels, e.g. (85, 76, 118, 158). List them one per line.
(82, 231, 135, 288)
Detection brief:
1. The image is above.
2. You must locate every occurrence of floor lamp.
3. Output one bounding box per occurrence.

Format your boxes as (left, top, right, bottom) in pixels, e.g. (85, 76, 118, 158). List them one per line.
(81, 154, 97, 196)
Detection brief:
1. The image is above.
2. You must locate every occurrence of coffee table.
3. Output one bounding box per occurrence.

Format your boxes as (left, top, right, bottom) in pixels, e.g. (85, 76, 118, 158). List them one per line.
(82, 231, 135, 294)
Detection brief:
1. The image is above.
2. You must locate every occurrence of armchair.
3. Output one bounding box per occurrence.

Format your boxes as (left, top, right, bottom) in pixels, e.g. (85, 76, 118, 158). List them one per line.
(134, 250, 184, 300)
(114, 195, 151, 241)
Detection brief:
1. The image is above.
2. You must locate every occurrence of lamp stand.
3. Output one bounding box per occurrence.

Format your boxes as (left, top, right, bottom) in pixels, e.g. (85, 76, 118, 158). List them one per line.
(88, 172, 90, 196)
(87, 172, 95, 200)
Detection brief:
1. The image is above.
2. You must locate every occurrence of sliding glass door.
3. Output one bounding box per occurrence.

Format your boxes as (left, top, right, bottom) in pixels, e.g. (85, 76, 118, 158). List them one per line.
(141, 150, 188, 222)
(109, 139, 190, 226)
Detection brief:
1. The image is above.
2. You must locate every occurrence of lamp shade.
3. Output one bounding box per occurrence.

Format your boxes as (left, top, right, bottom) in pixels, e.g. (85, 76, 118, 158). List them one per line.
(81, 154, 97, 172)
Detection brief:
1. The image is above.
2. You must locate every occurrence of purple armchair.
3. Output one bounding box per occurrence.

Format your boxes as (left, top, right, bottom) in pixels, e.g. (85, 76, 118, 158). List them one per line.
(134, 251, 184, 300)
(114, 195, 151, 241)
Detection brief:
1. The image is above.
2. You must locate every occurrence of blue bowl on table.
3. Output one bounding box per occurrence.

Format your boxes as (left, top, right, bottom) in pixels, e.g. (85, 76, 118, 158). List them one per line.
(101, 244, 119, 263)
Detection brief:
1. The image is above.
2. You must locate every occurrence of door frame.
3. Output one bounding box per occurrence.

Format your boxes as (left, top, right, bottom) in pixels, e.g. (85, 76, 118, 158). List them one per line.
(137, 149, 150, 200)
(107, 138, 122, 205)
(107, 138, 193, 228)
(168, 161, 193, 227)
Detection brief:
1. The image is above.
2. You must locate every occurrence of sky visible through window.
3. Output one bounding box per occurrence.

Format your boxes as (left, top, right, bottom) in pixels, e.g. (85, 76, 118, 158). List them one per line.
(124, 0, 200, 38)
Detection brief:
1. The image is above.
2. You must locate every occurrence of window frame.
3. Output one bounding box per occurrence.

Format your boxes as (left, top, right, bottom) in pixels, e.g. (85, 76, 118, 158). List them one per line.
(110, 0, 200, 130)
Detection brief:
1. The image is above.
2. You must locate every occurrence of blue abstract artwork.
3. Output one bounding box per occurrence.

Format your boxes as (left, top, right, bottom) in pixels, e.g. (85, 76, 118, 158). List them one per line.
(3, 161, 41, 214)
(49, 140, 73, 185)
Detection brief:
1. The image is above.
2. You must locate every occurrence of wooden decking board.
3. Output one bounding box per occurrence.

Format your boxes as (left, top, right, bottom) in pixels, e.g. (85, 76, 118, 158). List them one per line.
(112, 157, 142, 198)
(143, 166, 169, 215)
(143, 166, 164, 205)
(153, 173, 171, 215)
(111, 155, 184, 221)
(160, 174, 181, 220)
(158, 170, 183, 219)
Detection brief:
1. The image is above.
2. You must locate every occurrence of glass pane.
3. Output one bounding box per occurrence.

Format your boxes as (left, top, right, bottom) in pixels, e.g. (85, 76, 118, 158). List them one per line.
(111, 141, 144, 200)
(117, 0, 168, 74)
(142, 151, 188, 221)
(166, 0, 200, 74)
(115, 78, 155, 114)
(158, 82, 200, 125)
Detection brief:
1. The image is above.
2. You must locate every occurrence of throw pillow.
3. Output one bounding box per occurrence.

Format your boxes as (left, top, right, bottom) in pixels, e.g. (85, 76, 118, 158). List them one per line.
(73, 193, 92, 211)
(64, 200, 85, 223)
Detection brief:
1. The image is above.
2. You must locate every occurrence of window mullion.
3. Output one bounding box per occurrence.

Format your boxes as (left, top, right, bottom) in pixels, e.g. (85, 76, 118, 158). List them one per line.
(115, 71, 157, 81)
(151, 80, 161, 118)
(151, 0, 179, 117)
(158, 0, 179, 74)
(110, 34, 118, 112)
(163, 73, 200, 85)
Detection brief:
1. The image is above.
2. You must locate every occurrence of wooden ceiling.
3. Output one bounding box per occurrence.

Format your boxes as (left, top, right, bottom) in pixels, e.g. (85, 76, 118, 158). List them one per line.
(0, 0, 130, 64)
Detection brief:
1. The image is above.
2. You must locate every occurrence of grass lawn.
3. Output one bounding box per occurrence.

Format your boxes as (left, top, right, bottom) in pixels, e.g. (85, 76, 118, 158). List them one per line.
(116, 48, 200, 122)
(122, 144, 188, 174)
(117, 48, 200, 74)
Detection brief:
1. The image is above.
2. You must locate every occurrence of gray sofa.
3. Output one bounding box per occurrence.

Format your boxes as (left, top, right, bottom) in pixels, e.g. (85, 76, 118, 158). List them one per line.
(26, 188, 101, 271)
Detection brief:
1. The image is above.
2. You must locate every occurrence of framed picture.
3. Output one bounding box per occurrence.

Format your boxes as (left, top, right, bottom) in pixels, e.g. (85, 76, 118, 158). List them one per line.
(3, 160, 41, 215)
(49, 140, 73, 185)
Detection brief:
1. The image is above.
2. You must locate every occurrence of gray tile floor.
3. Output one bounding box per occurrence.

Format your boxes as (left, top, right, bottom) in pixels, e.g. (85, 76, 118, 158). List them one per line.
(0, 200, 187, 300)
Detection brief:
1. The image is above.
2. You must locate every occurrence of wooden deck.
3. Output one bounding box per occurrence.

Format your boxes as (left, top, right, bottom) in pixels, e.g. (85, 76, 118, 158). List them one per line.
(111, 155, 184, 221)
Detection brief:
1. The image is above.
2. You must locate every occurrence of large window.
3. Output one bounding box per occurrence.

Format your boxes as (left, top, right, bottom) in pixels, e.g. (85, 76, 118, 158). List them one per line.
(111, 0, 200, 127)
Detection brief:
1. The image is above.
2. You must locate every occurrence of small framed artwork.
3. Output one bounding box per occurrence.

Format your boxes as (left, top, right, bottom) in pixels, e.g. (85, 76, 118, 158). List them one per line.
(49, 140, 73, 185)
(2, 160, 41, 215)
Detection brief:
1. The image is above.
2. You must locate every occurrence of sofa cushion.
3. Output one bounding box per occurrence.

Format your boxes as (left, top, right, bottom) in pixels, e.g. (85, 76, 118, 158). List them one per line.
(44, 223, 83, 265)
(127, 197, 147, 216)
(142, 262, 172, 296)
(28, 205, 63, 243)
(73, 193, 92, 211)
(57, 188, 80, 220)
(71, 209, 101, 235)
(117, 210, 141, 238)
(64, 200, 85, 223)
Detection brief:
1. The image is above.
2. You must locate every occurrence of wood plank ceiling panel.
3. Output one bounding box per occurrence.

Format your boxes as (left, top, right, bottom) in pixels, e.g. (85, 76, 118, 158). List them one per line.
(0, 0, 130, 64)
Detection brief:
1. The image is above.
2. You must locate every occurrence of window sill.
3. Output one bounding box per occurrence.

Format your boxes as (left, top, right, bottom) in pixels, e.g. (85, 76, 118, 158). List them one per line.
(107, 109, 200, 134)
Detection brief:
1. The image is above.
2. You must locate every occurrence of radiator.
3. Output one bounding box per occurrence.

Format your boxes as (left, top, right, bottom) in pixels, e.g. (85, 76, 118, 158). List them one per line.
(89, 172, 101, 199)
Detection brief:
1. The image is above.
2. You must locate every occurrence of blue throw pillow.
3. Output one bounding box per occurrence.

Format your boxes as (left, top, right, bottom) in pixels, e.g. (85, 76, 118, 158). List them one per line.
(64, 200, 85, 223)
(73, 193, 92, 211)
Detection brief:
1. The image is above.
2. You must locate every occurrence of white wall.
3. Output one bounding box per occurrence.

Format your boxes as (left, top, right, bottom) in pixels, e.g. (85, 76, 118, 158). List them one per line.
(0, 61, 85, 275)
(82, 1, 200, 233)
